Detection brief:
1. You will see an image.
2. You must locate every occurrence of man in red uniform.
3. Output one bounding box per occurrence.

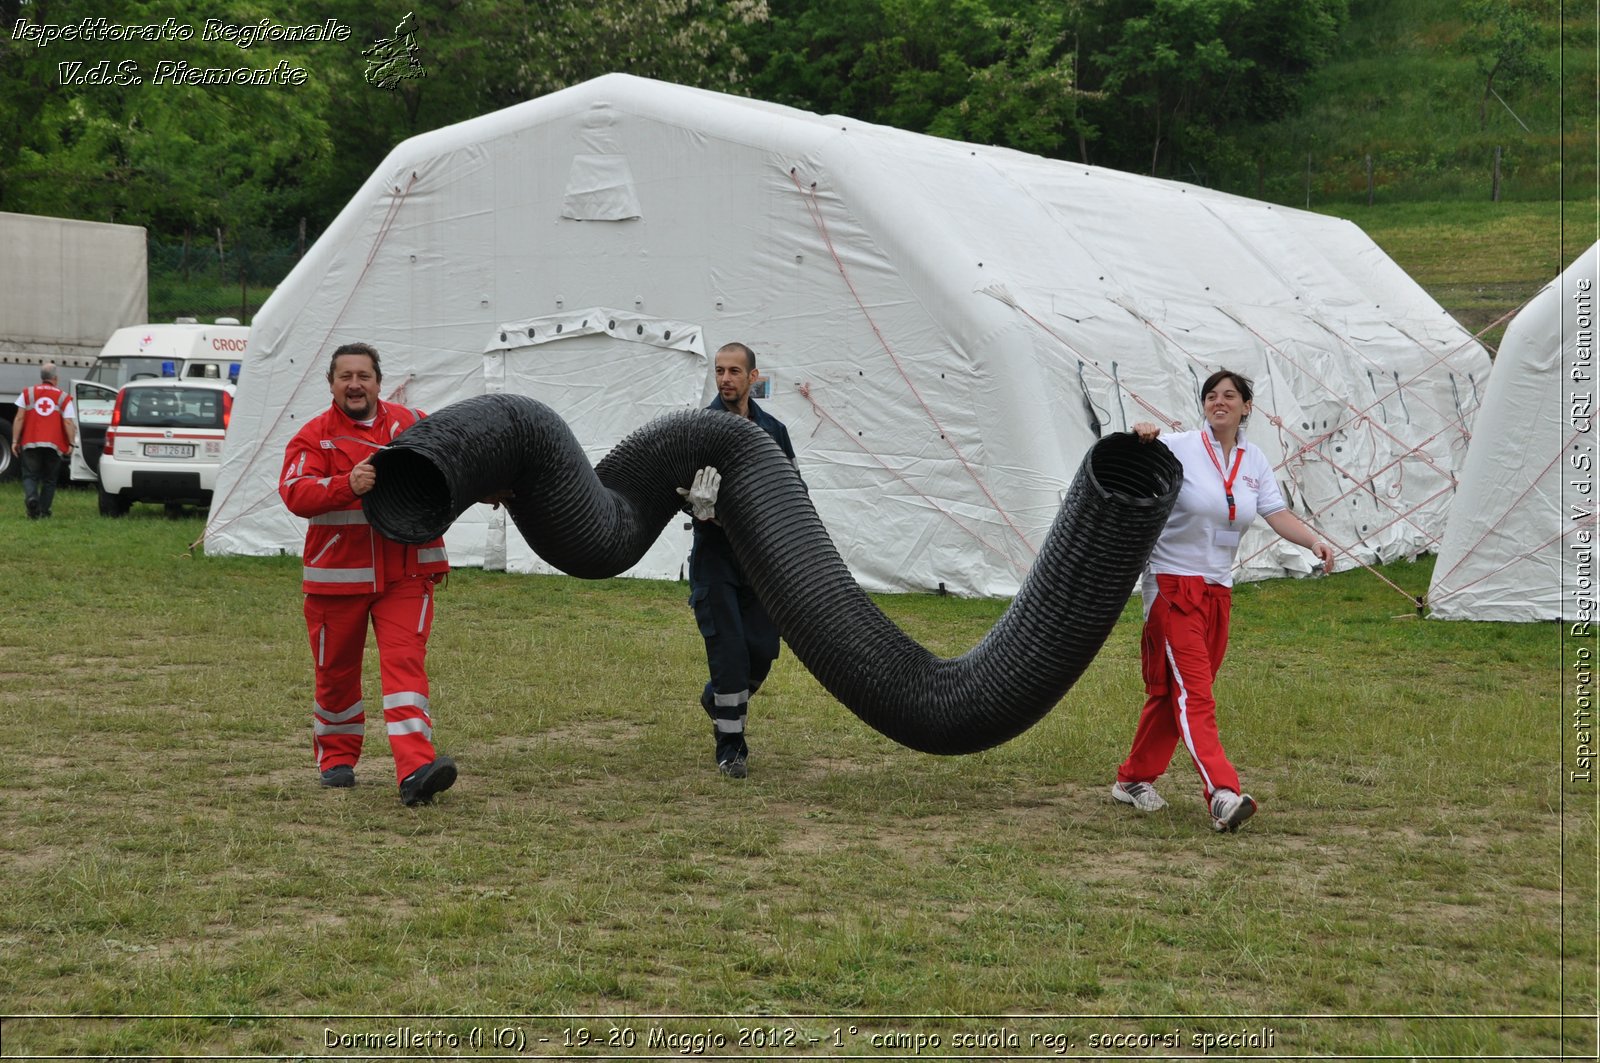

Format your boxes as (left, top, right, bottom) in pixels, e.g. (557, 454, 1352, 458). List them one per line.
(279, 342, 457, 806)
(10, 362, 77, 519)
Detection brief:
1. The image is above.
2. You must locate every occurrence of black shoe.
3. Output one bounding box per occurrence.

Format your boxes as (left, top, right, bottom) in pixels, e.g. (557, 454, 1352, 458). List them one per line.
(716, 734, 749, 778)
(319, 764, 356, 788)
(400, 755, 457, 806)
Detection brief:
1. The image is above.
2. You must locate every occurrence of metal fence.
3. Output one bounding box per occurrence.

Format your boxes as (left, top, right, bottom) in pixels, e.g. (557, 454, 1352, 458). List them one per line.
(1177, 142, 1575, 210)
(146, 225, 314, 325)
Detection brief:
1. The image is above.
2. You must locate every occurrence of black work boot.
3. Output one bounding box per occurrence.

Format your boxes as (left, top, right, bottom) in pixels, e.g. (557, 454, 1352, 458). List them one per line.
(400, 755, 457, 806)
(319, 764, 356, 788)
(715, 728, 749, 778)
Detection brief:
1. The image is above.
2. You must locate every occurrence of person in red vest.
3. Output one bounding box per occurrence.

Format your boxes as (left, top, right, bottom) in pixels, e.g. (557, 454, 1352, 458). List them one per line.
(279, 342, 457, 806)
(10, 362, 77, 519)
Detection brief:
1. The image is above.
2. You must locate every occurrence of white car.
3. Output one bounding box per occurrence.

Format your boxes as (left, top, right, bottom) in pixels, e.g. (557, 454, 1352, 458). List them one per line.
(97, 379, 235, 517)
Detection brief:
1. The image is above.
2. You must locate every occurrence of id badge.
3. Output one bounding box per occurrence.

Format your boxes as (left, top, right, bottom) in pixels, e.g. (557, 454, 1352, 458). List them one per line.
(1213, 527, 1241, 549)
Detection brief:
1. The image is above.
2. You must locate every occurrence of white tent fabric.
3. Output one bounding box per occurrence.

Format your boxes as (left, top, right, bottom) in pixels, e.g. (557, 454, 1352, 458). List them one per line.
(205, 74, 1489, 596)
(1429, 242, 1600, 621)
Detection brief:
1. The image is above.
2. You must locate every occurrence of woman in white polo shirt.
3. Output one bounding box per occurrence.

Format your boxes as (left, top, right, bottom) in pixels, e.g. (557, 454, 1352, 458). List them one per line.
(1112, 369, 1335, 832)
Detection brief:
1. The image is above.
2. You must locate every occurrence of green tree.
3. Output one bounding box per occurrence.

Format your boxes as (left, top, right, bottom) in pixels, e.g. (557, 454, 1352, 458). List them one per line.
(740, 0, 1341, 174)
(304, 0, 772, 233)
(736, 0, 893, 117)
(1459, 0, 1553, 130)
(364, 0, 770, 126)
(742, 0, 987, 129)
(0, 0, 771, 245)
(0, 0, 336, 239)
(925, 9, 1085, 157)
(741, 0, 1089, 156)
(1090, 0, 1252, 174)
(1078, 0, 1345, 178)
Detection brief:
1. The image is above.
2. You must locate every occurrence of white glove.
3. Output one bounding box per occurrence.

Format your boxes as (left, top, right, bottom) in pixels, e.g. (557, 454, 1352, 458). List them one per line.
(677, 466, 721, 521)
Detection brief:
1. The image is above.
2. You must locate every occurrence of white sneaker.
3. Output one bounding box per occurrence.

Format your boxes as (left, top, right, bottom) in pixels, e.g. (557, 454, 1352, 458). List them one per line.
(1111, 780, 1168, 812)
(1210, 789, 1257, 833)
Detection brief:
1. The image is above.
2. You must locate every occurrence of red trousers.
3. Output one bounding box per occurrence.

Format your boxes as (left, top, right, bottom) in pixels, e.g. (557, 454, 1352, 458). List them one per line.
(1117, 574, 1240, 801)
(304, 576, 439, 783)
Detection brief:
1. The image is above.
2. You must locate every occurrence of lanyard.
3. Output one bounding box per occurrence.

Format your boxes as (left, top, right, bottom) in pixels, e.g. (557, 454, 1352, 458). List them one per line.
(1203, 433, 1246, 523)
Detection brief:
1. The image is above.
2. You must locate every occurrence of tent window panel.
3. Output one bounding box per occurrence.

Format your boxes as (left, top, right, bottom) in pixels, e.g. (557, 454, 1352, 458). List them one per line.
(561, 154, 642, 221)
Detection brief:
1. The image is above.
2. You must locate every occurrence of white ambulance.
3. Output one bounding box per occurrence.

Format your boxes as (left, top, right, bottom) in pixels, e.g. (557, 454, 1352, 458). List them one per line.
(71, 320, 249, 483)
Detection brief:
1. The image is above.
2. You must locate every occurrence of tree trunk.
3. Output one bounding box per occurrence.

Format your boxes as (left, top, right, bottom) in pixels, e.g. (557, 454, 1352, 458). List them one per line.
(1479, 59, 1504, 131)
(404, 83, 423, 131)
(1149, 106, 1162, 176)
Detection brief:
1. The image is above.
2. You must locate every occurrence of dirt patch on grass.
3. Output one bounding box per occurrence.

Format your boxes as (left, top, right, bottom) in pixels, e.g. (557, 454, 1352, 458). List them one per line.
(1, 843, 74, 875)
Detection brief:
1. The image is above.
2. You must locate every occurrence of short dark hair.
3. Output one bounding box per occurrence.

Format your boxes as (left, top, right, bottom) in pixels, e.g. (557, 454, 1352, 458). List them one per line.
(1201, 368, 1253, 424)
(328, 342, 381, 382)
(1201, 368, 1253, 405)
(717, 342, 756, 372)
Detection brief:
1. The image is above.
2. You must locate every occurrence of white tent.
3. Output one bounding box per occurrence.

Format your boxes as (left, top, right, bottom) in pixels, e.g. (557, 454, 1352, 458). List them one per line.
(205, 74, 1489, 596)
(1428, 242, 1599, 621)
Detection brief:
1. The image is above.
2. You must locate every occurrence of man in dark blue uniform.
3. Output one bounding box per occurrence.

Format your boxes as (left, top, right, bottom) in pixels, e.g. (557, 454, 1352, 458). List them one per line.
(682, 342, 797, 778)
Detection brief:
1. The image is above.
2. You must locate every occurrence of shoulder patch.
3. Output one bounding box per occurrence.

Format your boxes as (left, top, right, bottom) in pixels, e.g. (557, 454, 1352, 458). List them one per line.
(320, 439, 335, 449)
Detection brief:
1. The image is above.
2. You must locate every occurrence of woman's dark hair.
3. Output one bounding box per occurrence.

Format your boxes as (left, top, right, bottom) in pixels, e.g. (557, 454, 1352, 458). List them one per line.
(1200, 368, 1253, 424)
(1200, 368, 1253, 405)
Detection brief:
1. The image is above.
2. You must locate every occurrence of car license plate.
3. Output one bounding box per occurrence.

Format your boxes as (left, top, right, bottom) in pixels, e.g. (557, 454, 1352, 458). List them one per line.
(144, 443, 195, 458)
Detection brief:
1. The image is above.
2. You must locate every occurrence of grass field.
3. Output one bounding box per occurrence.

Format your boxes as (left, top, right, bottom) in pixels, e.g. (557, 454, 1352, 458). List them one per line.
(1314, 197, 1591, 353)
(1231, 0, 1594, 207)
(0, 482, 1589, 1059)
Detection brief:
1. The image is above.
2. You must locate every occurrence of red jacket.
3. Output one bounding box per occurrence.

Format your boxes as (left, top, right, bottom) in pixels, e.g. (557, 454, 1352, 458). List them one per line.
(279, 400, 448, 595)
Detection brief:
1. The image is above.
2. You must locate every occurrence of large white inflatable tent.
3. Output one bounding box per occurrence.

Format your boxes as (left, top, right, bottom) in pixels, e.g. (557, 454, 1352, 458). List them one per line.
(205, 74, 1489, 597)
(1428, 242, 1599, 621)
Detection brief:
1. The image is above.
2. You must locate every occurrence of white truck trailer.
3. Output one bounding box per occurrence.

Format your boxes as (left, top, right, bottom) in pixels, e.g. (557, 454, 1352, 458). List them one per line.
(0, 211, 148, 480)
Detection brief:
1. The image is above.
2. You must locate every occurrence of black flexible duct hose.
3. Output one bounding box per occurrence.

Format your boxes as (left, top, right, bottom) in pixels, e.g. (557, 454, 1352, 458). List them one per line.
(364, 393, 1182, 754)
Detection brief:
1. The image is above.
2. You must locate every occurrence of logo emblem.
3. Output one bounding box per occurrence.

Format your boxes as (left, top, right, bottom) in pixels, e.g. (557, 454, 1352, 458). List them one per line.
(33, 396, 57, 417)
(363, 12, 427, 90)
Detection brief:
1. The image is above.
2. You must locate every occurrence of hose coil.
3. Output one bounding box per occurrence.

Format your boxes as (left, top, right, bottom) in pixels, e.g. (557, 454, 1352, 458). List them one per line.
(365, 393, 1181, 754)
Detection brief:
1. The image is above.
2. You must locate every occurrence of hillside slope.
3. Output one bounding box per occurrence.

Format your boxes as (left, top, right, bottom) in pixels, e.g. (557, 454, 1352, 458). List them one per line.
(1254, 1, 1597, 349)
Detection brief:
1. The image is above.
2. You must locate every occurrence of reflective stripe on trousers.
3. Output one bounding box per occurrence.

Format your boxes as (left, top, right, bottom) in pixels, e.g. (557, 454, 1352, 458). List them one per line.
(303, 576, 439, 783)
